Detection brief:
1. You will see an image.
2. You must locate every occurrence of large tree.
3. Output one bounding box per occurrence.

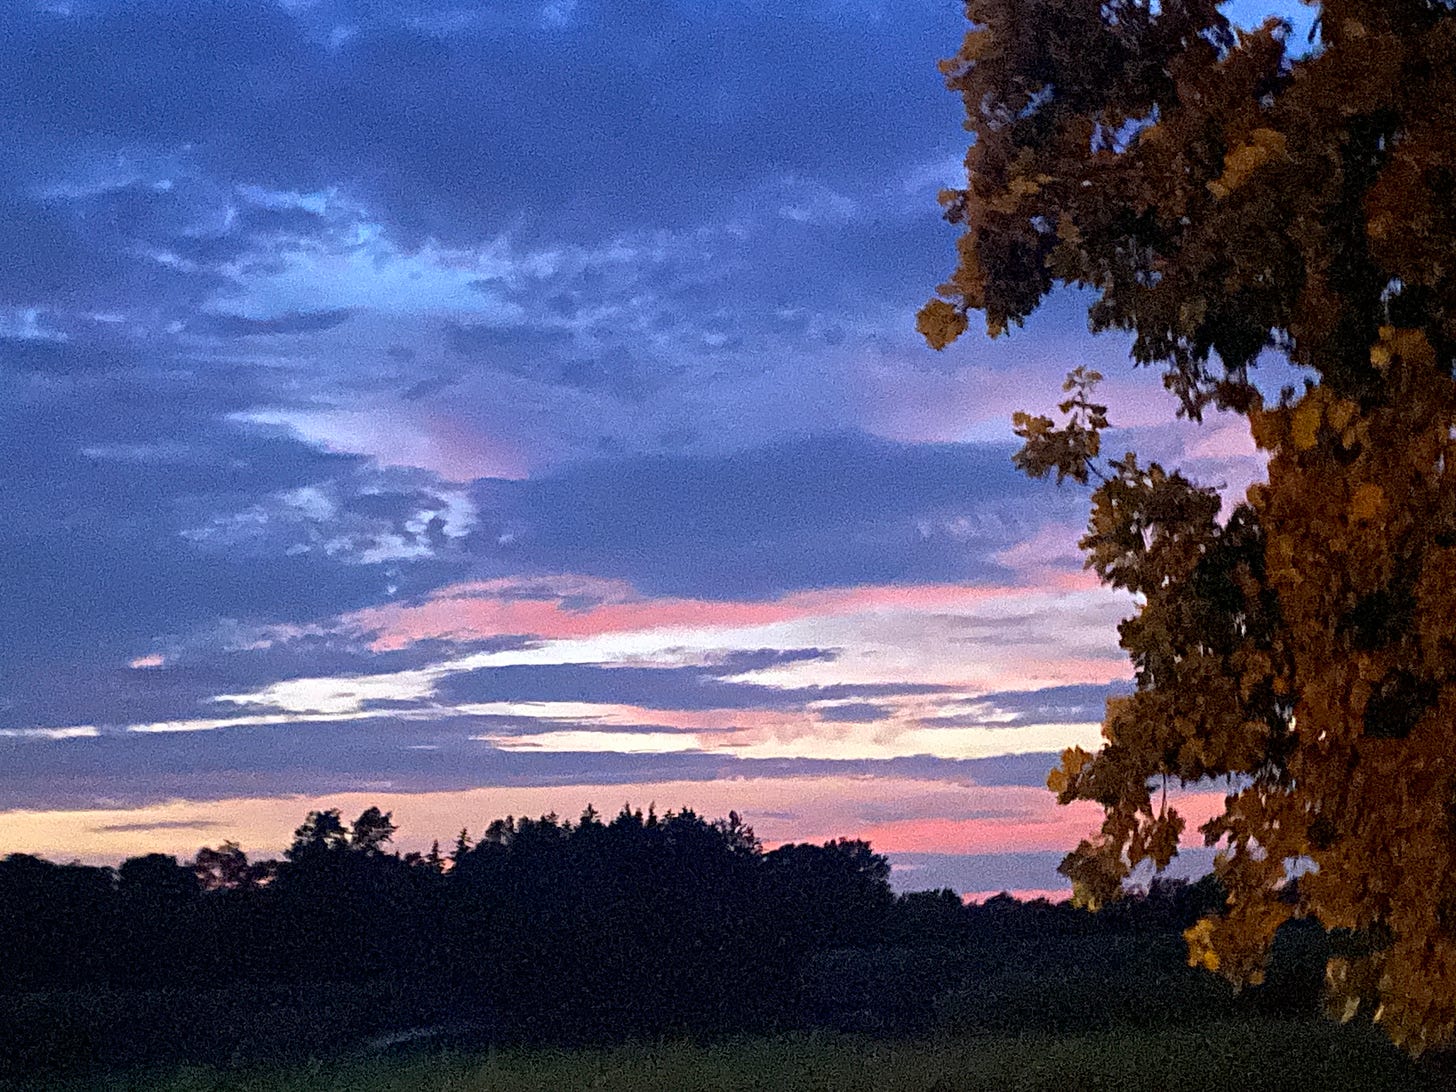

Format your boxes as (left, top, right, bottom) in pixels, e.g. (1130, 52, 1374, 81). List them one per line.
(922, 0, 1456, 1054)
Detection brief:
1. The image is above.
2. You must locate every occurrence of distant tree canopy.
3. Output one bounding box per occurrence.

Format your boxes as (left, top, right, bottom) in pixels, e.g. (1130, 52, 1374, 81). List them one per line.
(923, 0, 1456, 1055)
(1, 813, 1250, 1077)
(0, 806, 932, 1040)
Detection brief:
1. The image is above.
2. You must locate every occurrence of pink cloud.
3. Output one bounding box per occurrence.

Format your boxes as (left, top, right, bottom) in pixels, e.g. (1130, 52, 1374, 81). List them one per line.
(852, 805, 1103, 854)
(1184, 419, 1258, 463)
(991, 523, 1096, 591)
(986, 656, 1130, 689)
(418, 408, 532, 482)
(848, 788, 1228, 856)
(242, 406, 530, 482)
(349, 577, 1021, 651)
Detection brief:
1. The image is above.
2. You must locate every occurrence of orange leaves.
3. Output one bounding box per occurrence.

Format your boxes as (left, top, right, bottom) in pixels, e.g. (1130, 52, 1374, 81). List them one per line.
(1011, 369, 1110, 486)
(930, 0, 1456, 1056)
(1140, 808, 1186, 872)
(1257, 387, 1364, 457)
(1184, 898, 1292, 991)
(1046, 745, 1095, 802)
(1378, 326, 1437, 372)
(1246, 404, 1280, 452)
(1290, 398, 1321, 450)
(1059, 836, 1130, 913)
(1363, 110, 1456, 287)
(1205, 128, 1288, 201)
(1184, 917, 1220, 973)
(1078, 452, 1222, 594)
(987, 172, 1052, 215)
(915, 299, 968, 351)
(1349, 484, 1386, 525)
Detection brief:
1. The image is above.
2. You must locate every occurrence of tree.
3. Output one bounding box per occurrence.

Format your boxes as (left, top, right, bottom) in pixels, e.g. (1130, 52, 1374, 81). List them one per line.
(451, 827, 473, 867)
(765, 839, 894, 950)
(192, 841, 269, 892)
(349, 806, 397, 855)
(286, 808, 350, 861)
(118, 853, 200, 903)
(922, 0, 1456, 1054)
(713, 810, 763, 856)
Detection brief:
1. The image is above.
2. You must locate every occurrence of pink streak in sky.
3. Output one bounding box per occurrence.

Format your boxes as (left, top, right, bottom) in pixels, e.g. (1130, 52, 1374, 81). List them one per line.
(851, 789, 1228, 855)
(349, 578, 1021, 650)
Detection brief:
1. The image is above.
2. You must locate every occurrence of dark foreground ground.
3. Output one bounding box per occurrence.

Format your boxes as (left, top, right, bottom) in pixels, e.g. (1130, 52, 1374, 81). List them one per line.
(3, 812, 1300, 1088)
(8, 929, 1453, 1092)
(19, 1018, 1449, 1092)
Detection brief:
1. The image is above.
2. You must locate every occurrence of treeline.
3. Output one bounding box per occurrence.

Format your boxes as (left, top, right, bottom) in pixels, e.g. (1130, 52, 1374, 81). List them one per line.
(0, 804, 1251, 1075)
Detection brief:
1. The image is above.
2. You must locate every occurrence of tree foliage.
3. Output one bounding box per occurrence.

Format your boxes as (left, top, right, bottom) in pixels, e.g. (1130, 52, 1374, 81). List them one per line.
(924, 0, 1456, 1055)
(1, 827, 1255, 1078)
(0, 807, 909, 1038)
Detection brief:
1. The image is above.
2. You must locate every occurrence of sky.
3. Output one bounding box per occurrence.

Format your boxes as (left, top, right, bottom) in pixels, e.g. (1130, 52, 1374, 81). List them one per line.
(0, 0, 1304, 898)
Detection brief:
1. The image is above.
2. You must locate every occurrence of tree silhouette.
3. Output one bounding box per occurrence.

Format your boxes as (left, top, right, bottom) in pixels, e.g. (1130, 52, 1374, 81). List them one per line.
(923, 0, 1456, 1054)
(450, 827, 473, 868)
(765, 839, 894, 952)
(118, 853, 200, 903)
(2, 806, 1327, 1080)
(286, 808, 350, 861)
(349, 806, 397, 854)
(192, 841, 269, 892)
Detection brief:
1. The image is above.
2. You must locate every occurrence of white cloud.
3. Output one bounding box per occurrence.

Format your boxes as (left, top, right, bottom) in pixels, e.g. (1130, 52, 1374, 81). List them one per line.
(0, 308, 67, 341)
(214, 669, 439, 716)
(212, 217, 525, 322)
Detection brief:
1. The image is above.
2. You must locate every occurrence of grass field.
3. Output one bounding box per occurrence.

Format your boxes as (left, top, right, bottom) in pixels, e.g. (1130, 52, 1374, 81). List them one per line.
(33, 1018, 1447, 1092)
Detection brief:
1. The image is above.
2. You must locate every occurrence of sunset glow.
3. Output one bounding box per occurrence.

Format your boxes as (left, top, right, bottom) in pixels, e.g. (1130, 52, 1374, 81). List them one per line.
(0, 0, 1282, 897)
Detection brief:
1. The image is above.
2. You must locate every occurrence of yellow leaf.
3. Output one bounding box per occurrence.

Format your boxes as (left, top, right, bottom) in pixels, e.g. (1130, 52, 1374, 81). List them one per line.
(1248, 406, 1280, 450)
(1291, 400, 1321, 450)
(1251, 128, 1288, 155)
(958, 26, 989, 61)
(1391, 328, 1436, 368)
(1350, 483, 1385, 523)
(916, 298, 968, 350)
(1206, 129, 1287, 200)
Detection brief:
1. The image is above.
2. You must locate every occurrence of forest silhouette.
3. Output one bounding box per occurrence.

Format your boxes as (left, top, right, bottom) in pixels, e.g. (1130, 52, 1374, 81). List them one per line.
(0, 803, 1276, 1079)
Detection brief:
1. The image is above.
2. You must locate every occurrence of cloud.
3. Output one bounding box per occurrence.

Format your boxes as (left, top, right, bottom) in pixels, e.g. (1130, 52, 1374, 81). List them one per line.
(0, 0, 1190, 842)
(0, 0, 1126, 509)
(1, 0, 965, 247)
(0, 336, 491, 729)
(918, 682, 1134, 730)
(814, 702, 893, 723)
(190, 308, 356, 337)
(488, 432, 1082, 599)
(434, 660, 951, 714)
(89, 819, 226, 834)
(0, 721, 1070, 811)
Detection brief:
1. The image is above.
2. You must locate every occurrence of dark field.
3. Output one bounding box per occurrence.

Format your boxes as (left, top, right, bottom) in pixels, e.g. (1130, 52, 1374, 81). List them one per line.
(8, 928, 1448, 1092)
(25, 1019, 1445, 1092)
